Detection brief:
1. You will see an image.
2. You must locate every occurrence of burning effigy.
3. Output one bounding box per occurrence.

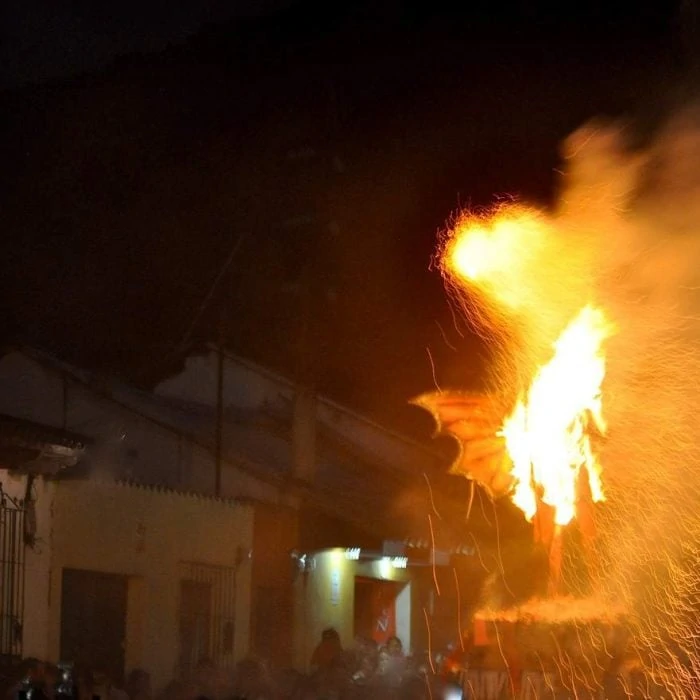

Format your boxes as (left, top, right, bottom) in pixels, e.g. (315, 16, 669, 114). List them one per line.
(415, 114, 700, 698)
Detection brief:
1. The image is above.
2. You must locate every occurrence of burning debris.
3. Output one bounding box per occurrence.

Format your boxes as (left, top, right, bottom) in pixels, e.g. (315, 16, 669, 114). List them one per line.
(417, 111, 700, 697)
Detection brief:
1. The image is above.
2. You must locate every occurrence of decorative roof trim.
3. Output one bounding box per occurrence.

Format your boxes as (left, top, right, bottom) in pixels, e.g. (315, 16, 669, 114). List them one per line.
(65, 476, 253, 508)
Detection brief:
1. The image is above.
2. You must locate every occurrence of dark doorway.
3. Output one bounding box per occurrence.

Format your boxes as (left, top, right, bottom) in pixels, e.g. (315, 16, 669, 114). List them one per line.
(60, 569, 127, 684)
(253, 585, 293, 668)
(178, 579, 212, 673)
(251, 504, 297, 668)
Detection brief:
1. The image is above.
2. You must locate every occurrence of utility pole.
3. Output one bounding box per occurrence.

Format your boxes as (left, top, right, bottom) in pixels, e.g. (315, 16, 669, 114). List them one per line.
(296, 261, 314, 387)
(680, 0, 700, 73)
(215, 308, 225, 497)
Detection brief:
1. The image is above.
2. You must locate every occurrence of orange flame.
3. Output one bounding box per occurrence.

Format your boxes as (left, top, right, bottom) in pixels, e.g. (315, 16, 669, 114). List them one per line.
(444, 206, 613, 526)
(502, 305, 611, 525)
(446, 208, 548, 313)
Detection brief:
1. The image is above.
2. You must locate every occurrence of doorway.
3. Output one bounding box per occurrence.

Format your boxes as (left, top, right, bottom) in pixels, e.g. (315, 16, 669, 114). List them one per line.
(60, 569, 128, 684)
(178, 579, 212, 673)
(354, 577, 410, 649)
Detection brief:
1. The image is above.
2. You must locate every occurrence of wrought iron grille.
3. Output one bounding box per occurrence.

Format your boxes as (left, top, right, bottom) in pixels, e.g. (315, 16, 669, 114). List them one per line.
(178, 562, 238, 674)
(0, 493, 25, 661)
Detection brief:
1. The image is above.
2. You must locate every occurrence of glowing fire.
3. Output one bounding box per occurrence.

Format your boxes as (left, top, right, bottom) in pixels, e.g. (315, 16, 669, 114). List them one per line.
(446, 208, 547, 313)
(501, 305, 610, 525)
(445, 208, 613, 526)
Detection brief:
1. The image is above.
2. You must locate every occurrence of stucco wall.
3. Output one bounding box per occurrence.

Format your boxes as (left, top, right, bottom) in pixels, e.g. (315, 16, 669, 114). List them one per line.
(49, 479, 254, 691)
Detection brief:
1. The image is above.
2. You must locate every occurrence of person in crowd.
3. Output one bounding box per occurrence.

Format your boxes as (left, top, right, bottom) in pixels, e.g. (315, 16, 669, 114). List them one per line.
(4, 659, 45, 700)
(273, 668, 304, 700)
(342, 635, 377, 687)
(310, 663, 346, 700)
(91, 670, 129, 700)
(288, 675, 317, 700)
(154, 679, 192, 700)
(191, 658, 222, 700)
(398, 676, 431, 700)
(309, 628, 343, 675)
(125, 669, 151, 700)
(376, 636, 406, 689)
(73, 666, 94, 700)
(231, 657, 275, 700)
(39, 665, 60, 700)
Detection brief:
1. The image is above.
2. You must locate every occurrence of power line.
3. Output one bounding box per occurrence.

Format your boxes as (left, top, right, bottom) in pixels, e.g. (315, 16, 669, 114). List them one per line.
(155, 230, 247, 376)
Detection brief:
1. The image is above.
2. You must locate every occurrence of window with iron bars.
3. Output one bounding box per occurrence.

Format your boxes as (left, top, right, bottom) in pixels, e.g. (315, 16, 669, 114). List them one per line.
(0, 496, 25, 662)
(178, 562, 238, 676)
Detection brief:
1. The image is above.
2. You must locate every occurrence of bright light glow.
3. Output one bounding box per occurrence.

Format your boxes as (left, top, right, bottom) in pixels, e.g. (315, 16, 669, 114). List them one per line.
(378, 557, 393, 579)
(345, 547, 361, 560)
(443, 686, 464, 700)
(391, 556, 408, 569)
(502, 305, 611, 525)
(445, 207, 548, 313)
(329, 549, 343, 567)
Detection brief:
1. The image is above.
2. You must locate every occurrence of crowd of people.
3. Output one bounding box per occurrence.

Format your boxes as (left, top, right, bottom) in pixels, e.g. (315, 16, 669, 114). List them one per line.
(0, 632, 439, 700)
(158, 631, 439, 700)
(0, 628, 665, 700)
(1, 661, 142, 700)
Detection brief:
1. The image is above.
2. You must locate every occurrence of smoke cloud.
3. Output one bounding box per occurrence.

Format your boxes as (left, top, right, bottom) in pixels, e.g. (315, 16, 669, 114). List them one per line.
(441, 108, 700, 694)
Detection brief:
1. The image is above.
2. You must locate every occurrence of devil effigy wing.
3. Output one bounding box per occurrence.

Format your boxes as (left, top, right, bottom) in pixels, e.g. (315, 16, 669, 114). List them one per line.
(412, 391, 515, 500)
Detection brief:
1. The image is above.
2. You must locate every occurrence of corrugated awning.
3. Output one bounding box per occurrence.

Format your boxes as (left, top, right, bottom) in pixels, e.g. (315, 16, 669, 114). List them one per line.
(0, 413, 87, 474)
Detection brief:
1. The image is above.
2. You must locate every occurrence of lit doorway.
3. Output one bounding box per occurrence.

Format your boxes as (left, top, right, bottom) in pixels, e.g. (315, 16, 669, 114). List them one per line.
(354, 576, 410, 650)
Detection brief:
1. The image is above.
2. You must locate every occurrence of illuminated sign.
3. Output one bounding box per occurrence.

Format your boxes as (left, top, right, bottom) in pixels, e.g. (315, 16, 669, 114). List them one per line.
(330, 570, 340, 605)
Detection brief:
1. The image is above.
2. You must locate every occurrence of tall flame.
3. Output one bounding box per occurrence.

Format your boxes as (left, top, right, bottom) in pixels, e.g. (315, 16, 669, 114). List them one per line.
(443, 206, 613, 526)
(501, 305, 611, 525)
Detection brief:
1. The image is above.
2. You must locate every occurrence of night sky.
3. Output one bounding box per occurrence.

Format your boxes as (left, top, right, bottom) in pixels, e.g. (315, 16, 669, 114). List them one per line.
(0, 0, 690, 437)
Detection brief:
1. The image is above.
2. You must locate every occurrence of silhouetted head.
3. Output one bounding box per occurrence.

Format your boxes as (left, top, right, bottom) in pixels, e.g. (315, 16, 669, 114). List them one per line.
(322, 627, 340, 642)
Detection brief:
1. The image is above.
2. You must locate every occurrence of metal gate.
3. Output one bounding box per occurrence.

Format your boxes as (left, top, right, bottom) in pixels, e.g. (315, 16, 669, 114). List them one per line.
(178, 562, 238, 674)
(0, 491, 25, 661)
